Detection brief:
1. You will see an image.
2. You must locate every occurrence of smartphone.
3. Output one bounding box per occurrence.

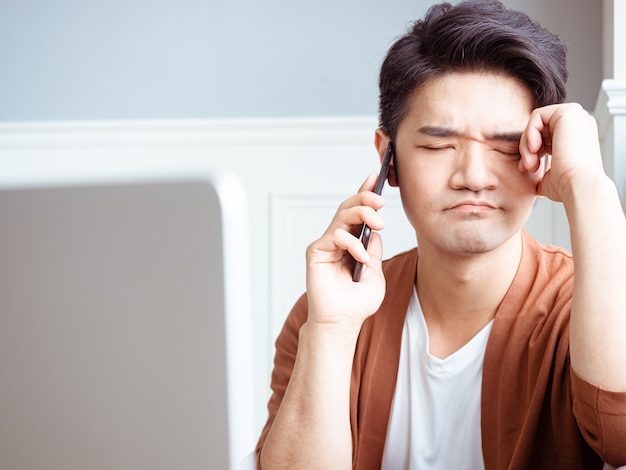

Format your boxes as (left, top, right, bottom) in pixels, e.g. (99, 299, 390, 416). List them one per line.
(352, 141, 394, 282)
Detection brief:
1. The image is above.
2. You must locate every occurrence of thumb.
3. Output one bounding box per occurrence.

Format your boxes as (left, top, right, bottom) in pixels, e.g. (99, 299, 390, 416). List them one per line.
(535, 167, 563, 203)
(361, 231, 384, 278)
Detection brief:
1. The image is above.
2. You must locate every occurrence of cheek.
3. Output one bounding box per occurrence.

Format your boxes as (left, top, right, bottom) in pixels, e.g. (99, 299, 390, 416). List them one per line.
(397, 159, 446, 190)
(501, 171, 541, 219)
(397, 173, 441, 229)
(495, 158, 541, 194)
(397, 169, 438, 210)
(512, 169, 541, 196)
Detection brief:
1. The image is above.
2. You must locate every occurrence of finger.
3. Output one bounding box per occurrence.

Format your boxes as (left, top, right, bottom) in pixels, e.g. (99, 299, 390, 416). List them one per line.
(333, 193, 386, 239)
(338, 190, 386, 213)
(314, 205, 385, 255)
(354, 232, 384, 280)
(350, 205, 386, 229)
(535, 169, 547, 197)
(316, 174, 387, 252)
(332, 227, 371, 263)
(519, 111, 548, 173)
(358, 172, 380, 193)
(365, 231, 383, 265)
(330, 203, 386, 260)
(340, 206, 386, 241)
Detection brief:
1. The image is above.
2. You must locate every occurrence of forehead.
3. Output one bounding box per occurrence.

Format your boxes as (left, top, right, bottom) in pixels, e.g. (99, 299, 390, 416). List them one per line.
(400, 72, 534, 136)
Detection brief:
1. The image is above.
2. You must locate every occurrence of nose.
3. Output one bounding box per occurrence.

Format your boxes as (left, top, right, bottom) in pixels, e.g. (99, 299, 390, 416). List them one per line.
(449, 143, 497, 192)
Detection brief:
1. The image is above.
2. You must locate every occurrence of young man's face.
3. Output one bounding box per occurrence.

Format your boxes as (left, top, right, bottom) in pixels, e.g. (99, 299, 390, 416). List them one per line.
(392, 72, 541, 256)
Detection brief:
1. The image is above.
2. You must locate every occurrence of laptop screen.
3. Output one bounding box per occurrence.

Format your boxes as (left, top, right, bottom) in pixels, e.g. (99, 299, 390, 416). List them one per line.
(0, 173, 254, 469)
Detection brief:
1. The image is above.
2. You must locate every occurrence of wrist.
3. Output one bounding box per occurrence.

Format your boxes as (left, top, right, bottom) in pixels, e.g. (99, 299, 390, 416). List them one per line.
(300, 318, 364, 346)
(560, 173, 617, 211)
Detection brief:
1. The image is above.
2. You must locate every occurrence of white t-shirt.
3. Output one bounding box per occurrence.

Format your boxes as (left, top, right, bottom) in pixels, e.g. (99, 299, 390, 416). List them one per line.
(381, 287, 493, 470)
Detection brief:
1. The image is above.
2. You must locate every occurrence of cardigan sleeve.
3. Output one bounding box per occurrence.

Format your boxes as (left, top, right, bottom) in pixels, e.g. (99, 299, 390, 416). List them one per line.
(254, 293, 309, 467)
(571, 367, 626, 467)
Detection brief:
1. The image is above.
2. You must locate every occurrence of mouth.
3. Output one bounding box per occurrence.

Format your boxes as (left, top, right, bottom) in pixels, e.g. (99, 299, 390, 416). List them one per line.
(449, 200, 497, 213)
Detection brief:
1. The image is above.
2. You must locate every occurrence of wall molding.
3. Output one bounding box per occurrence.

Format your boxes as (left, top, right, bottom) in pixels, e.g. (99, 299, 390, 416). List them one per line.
(595, 79, 626, 134)
(0, 116, 379, 149)
(594, 79, 626, 205)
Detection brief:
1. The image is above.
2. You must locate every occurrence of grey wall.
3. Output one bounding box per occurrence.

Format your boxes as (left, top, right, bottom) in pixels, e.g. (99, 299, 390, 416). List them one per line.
(0, 0, 602, 122)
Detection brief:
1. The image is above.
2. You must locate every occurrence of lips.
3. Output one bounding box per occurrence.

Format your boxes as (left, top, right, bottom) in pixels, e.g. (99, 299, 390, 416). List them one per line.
(452, 200, 496, 208)
(449, 200, 497, 212)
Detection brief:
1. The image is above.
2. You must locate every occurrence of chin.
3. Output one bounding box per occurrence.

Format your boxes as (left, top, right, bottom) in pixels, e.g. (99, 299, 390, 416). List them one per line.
(433, 227, 517, 255)
(449, 237, 496, 255)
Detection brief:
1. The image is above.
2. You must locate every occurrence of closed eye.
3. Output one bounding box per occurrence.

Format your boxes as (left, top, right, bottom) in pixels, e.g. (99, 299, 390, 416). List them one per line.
(420, 145, 455, 151)
(488, 134, 522, 158)
(491, 146, 521, 159)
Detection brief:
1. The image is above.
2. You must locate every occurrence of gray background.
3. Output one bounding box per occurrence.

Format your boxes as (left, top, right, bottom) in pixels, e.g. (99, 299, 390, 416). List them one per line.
(0, 0, 602, 121)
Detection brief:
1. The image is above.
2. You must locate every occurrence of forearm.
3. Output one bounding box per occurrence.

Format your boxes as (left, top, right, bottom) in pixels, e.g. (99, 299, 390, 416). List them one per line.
(566, 175, 626, 391)
(260, 320, 361, 469)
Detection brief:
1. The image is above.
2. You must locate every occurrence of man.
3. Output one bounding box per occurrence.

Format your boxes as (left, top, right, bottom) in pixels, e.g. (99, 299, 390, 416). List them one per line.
(256, 1, 626, 468)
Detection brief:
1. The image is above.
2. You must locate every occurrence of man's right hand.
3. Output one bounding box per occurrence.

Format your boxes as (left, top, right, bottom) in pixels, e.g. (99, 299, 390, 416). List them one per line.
(305, 173, 388, 330)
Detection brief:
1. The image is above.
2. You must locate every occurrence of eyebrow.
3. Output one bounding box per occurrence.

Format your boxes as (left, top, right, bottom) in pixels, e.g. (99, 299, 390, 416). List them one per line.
(418, 126, 458, 138)
(418, 126, 523, 143)
(490, 132, 523, 143)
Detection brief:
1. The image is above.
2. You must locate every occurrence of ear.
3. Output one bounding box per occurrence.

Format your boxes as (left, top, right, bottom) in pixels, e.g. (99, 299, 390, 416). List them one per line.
(375, 128, 399, 187)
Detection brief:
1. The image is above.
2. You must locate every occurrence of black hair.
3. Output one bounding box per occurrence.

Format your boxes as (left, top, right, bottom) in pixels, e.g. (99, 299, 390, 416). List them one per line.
(378, 0, 568, 139)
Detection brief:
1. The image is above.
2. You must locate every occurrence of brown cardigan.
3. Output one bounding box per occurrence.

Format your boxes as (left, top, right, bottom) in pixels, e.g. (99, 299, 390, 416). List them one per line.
(257, 232, 626, 468)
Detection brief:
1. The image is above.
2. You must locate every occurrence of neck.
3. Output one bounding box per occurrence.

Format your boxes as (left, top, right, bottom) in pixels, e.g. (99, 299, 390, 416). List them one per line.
(416, 232, 523, 358)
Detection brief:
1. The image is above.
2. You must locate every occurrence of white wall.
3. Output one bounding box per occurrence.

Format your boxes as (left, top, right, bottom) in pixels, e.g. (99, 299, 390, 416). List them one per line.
(598, 1, 626, 207)
(603, 0, 626, 79)
(0, 0, 603, 121)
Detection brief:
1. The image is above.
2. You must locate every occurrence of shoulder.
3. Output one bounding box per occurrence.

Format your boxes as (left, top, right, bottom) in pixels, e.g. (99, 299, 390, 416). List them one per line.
(522, 231, 574, 290)
(490, 233, 574, 351)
